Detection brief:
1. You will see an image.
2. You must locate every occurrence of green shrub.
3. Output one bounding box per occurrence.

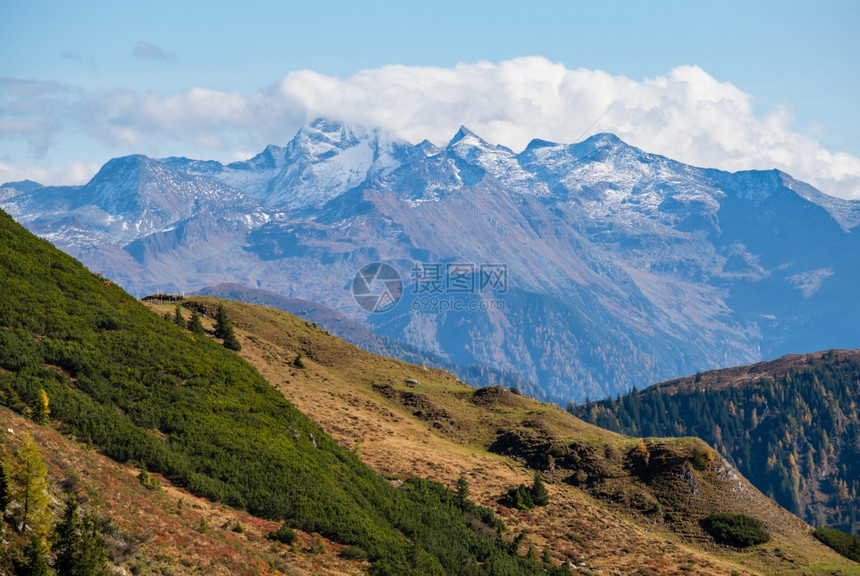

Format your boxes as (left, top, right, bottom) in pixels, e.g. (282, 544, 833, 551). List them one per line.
(137, 469, 161, 491)
(504, 475, 549, 510)
(690, 447, 710, 471)
(173, 307, 186, 329)
(530, 474, 549, 506)
(310, 534, 327, 555)
(504, 484, 534, 510)
(813, 526, 860, 562)
(570, 470, 588, 486)
(701, 513, 770, 547)
(187, 311, 205, 336)
(214, 305, 241, 351)
(196, 518, 209, 534)
(268, 523, 297, 545)
(340, 545, 368, 561)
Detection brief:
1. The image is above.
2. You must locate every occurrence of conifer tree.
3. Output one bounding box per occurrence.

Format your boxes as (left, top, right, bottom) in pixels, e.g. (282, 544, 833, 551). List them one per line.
(214, 305, 241, 351)
(187, 310, 205, 336)
(20, 533, 50, 576)
(9, 433, 51, 541)
(530, 474, 549, 507)
(505, 484, 534, 510)
(541, 545, 552, 565)
(173, 306, 186, 329)
(55, 494, 83, 575)
(214, 304, 229, 339)
(456, 474, 470, 509)
(0, 539, 11, 576)
(223, 329, 241, 351)
(55, 493, 108, 576)
(79, 509, 108, 575)
(32, 389, 49, 424)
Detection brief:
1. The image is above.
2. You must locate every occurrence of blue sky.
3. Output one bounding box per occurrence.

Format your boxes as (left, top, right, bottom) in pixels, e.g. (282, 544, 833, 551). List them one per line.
(1, 0, 858, 196)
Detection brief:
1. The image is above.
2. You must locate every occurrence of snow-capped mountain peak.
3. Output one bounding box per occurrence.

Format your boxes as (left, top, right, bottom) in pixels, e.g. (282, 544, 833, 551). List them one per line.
(288, 118, 368, 159)
(447, 125, 487, 149)
(256, 118, 410, 209)
(236, 144, 287, 171)
(7, 119, 860, 402)
(444, 126, 549, 194)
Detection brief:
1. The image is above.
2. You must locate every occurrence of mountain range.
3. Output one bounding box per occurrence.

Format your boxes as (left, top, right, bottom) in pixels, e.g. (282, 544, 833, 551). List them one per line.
(4, 118, 860, 401)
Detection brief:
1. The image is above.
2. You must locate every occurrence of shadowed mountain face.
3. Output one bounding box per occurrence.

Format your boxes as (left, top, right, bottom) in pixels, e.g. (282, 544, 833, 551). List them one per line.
(4, 119, 860, 401)
(574, 349, 860, 534)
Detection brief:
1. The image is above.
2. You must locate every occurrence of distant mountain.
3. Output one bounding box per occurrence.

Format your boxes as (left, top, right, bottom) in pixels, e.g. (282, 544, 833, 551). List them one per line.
(2, 155, 269, 291)
(163, 119, 411, 211)
(0, 179, 43, 201)
(573, 350, 860, 534)
(4, 118, 860, 401)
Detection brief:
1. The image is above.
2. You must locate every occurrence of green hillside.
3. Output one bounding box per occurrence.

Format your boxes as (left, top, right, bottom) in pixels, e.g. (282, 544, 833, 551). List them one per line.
(0, 209, 553, 575)
(573, 351, 860, 534)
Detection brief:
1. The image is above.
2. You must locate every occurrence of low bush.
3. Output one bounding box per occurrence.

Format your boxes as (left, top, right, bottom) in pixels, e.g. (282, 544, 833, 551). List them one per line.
(701, 513, 769, 547)
(267, 523, 297, 544)
(504, 475, 549, 510)
(340, 545, 369, 561)
(504, 484, 535, 510)
(813, 526, 860, 562)
(690, 447, 710, 471)
(137, 469, 161, 491)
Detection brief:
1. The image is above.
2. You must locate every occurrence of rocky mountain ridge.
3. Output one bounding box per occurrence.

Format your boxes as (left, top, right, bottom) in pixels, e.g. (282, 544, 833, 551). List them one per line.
(4, 119, 860, 400)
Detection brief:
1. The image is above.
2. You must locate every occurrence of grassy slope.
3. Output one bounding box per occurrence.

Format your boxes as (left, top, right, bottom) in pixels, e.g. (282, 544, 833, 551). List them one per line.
(192, 282, 544, 398)
(165, 296, 860, 576)
(0, 209, 544, 576)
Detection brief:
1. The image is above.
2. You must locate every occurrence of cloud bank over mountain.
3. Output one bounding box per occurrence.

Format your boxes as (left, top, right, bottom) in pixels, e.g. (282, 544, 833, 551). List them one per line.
(3, 57, 859, 198)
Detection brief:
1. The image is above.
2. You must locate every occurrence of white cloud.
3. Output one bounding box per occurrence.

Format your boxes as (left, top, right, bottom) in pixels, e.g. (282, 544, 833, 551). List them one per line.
(268, 58, 860, 198)
(0, 160, 97, 186)
(132, 41, 175, 62)
(77, 87, 251, 149)
(1, 57, 859, 198)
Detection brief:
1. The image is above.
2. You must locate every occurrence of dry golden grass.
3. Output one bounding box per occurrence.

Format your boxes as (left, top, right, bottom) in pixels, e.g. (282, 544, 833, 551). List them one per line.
(153, 297, 859, 576)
